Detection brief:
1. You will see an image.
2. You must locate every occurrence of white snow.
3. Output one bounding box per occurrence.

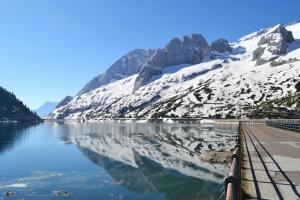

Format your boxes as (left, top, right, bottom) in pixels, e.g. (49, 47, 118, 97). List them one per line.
(0, 183, 27, 188)
(200, 119, 214, 124)
(287, 22, 300, 39)
(49, 22, 300, 120)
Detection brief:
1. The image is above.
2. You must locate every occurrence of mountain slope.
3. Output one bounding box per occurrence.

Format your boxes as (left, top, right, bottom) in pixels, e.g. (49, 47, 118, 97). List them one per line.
(133, 34, 210, 91)
(78, 49, 156, 95)
(0, 87, 41, 121)
(55, 96, 73, 109)
(50, 22, 300, 120)
(35, 101, 58, 117)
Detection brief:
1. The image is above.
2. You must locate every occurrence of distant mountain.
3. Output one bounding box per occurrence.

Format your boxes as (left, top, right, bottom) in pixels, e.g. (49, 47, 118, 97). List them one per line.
(77, 49, 156, 95)
(49, 22, 300, 120)
(35, 101, 58, 117)
(55, 96, 73, 109)
(0, 87, 41, 121)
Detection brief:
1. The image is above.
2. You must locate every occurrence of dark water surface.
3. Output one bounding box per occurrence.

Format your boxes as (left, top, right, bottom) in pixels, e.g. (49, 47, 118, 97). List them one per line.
(0, 122, 237, 200)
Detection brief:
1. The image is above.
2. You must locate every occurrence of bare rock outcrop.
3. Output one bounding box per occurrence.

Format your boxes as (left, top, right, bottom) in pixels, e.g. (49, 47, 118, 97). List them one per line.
(253, 24, 295, 65)
(78, 49, 156, 95)
(210, 38, 232, 53)
(134, 34, 210, 90)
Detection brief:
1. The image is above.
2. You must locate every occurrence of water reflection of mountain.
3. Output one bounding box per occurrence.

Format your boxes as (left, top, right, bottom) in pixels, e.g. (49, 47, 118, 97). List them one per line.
(49, 122, 239, 199)
(80, 147, 221, 200)
(0, 123, 37, 155)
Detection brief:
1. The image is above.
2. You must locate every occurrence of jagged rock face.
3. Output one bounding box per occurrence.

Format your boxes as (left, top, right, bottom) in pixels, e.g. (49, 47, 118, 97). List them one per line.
(55, 96, 73, 109)
(148, 34, 210, 67)
(134, 34, 210, 90)
(78, 49, 156, 95)
(210, 39, 232, 53)
(134, 66, 162, 90)
(49, 22, 300, 120)
(253, 24, 295, 65)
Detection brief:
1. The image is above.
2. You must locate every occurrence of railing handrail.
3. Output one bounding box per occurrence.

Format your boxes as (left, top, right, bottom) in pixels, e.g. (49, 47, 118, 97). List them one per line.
(224, 122, 241, 200)
(266, 119, 300, 132)
(224, 119, 300, 199)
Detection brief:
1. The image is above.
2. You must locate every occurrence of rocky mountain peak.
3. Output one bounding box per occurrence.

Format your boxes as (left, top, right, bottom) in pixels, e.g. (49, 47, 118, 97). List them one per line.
(259, 24, 294, 45)
(210, 38, 232, 53)
(55, 96, 73, 109)
(253, 24, 295, 65)
(148, 34, 210, 67)
(77, 48, 156, 95)
(134, 34, 210, 90)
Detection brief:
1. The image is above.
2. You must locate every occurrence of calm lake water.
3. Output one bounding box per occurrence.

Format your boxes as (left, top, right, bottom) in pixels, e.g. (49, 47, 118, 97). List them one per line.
(0, 122, 237, 200)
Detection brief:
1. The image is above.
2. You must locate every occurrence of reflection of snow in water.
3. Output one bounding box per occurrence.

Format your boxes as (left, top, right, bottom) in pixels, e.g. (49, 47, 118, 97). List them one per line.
(0, 183, 27, 188)
(0, 122, 233, 200)
(19, 171, 63, 182)
(0, 171, 63, 189)
(51, 122, 238, 183)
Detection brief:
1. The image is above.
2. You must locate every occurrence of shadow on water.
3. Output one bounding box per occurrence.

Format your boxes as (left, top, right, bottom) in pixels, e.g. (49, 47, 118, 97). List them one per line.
(0, 122, 39, 155)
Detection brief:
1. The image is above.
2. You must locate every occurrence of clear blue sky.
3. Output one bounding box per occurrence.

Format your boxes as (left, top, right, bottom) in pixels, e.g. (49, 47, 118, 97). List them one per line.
(0, 0, 299, 109)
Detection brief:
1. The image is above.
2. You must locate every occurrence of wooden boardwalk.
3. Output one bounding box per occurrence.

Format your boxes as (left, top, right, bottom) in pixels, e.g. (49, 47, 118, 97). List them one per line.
(241, 124, 300, 200)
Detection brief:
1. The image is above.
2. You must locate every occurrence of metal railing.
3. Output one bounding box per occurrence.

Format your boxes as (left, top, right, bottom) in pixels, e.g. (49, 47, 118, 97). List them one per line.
(240, 119, 267, 124)
(223, 119, 300, 199)
(224, 122, 241, 200)
(266, 119, 300, 132)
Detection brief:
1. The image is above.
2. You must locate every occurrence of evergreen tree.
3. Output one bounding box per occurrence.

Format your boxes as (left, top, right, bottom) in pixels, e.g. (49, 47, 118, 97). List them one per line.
(0, 86, 41, 121)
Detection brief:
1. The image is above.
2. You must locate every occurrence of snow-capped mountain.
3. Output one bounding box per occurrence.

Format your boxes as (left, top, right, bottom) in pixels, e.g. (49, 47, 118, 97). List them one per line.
(77, 49, 156, 95)
(35, 101, 58, 117)
(49, 22, 300, 120)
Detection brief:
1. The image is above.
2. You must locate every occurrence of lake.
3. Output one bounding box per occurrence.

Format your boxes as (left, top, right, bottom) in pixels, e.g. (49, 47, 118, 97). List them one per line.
(0, 121, 237, 200)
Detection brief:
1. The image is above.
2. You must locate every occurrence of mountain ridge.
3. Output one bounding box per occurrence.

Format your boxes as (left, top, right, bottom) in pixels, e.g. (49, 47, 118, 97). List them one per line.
(77, 48, 156, 95)
(55, 96, 73, 109)
(49, 22, 300, 120)
(35, 101, 58, 117)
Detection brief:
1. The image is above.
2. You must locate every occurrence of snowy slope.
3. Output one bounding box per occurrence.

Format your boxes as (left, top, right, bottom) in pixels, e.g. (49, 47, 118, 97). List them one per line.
(49, 22, 300, 119)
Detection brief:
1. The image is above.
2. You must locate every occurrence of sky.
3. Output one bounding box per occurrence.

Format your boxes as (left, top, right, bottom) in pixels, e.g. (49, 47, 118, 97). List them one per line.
(0, 0, 299, 109)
